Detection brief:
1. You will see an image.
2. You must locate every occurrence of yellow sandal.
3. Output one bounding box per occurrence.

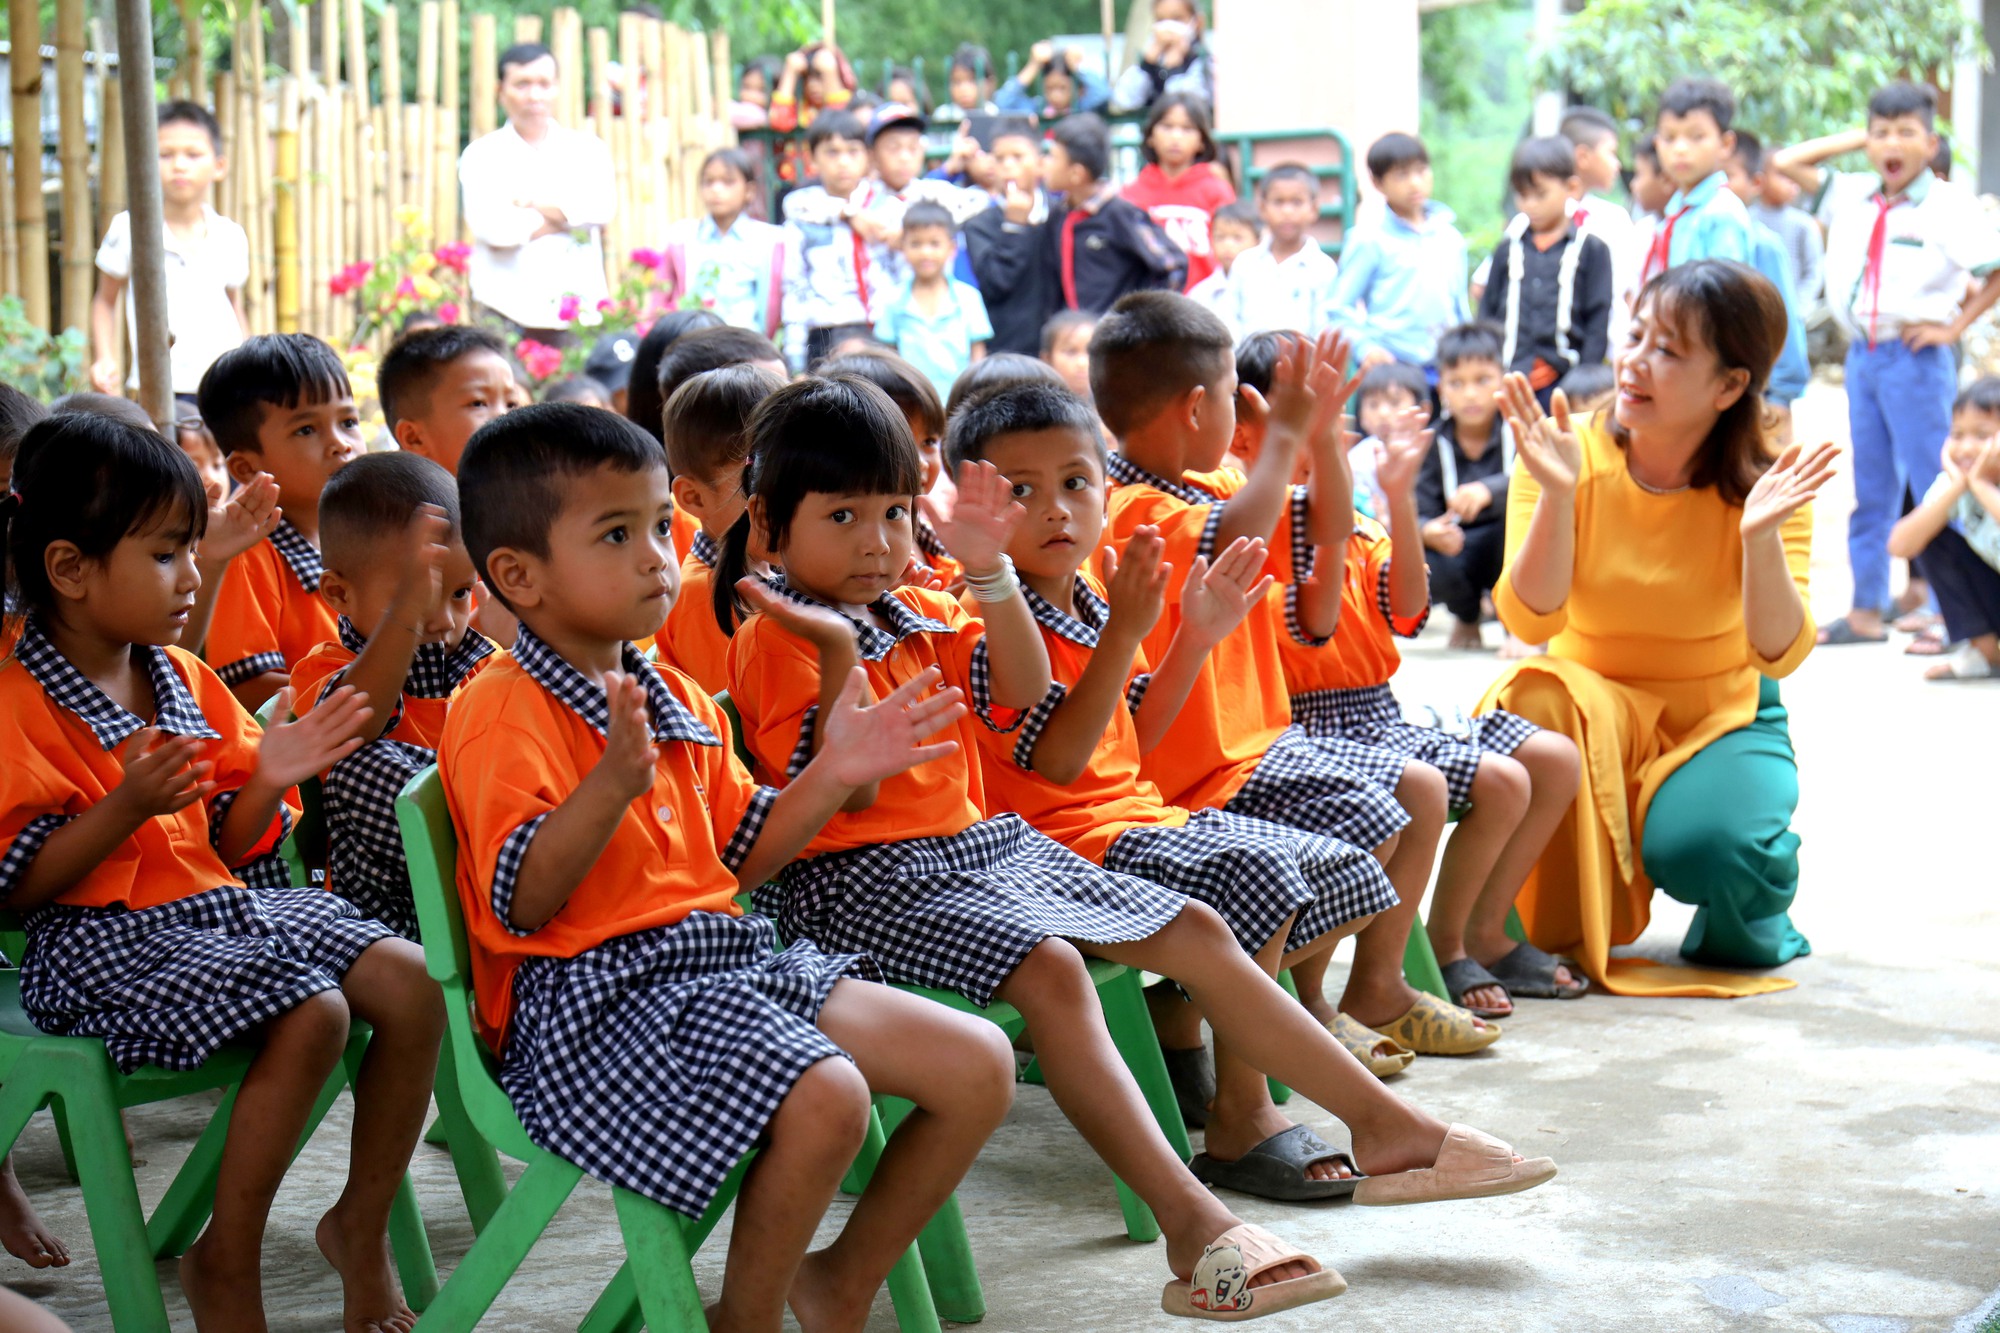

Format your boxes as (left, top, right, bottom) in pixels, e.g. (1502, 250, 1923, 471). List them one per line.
(1368, 992, 1502, 1056)
(1328, 1013, 1416, 1077)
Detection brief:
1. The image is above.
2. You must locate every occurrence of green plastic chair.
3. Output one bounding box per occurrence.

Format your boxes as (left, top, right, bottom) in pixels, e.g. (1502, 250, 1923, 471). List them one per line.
(710, 692, 1190, 1258)
(394, 765, 946, 1332)
(0, 914, 437, 1330)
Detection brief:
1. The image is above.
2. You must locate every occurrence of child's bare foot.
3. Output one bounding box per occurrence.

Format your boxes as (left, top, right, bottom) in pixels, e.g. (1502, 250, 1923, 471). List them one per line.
(1498, 632, 1542, 660)
(786, 1248, 876, 1333)
(1202, 1105, 1354, 1184)
(1447, 618, 1484, 650)
(0, 1158, 67, 1268)
(316, 1207, 415, 1333)
(180, 1232, 269, 1333)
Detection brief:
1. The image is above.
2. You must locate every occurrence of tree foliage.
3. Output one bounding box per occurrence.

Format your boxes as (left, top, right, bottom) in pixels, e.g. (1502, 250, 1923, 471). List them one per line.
(1537, 0, 1985, 139)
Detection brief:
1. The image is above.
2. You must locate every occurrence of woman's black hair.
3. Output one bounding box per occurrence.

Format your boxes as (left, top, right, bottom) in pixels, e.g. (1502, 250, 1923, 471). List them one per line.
(713, 374, 924, 635)
(2, 413, 208, 635)
(625, 309, 726, 444)
(1140, 91, 1220, 168)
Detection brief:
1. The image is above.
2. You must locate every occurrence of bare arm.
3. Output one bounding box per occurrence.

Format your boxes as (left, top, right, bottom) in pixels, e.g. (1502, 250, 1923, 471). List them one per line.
(1372, 404, 1436, 620)
(1741, 442, 1839, 663)
(7, 732, 211, 911)
(1889, 469, 1965, 560)
(1771, 127, 1866, 196)
(1026, 534, 1168, 786)
(1495, 376, 1582, 625)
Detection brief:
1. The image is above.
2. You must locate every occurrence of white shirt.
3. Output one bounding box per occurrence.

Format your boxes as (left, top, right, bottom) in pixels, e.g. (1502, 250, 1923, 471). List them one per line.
(1188, 267, 1239, 337)
(1574, 193, 1638, 348)
(459, 120, 615, 329)
(1228, 238, 1340, 337)
(1818, 169, 2000, 341)
(95, 206, 248, 394)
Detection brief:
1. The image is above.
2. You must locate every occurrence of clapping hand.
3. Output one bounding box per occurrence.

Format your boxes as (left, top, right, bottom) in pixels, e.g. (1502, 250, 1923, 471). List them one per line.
(818, 665, 966, 788)
(1740, 440, 1839, 543)
(1373, 403, 1432, 503)
(253, 686, 372, 790)
(920, 461, 1025, 577)
(199, 472, 282, 569)
(736, 577, 859, 650)
(591, 673, 659, 804)
(1499, 374, 1583, 498)
(1100, 526, 1171, 643)
(110, 729, 216, 820)
(1180, 536, 1274, 647)
(387, 503, 451, 632)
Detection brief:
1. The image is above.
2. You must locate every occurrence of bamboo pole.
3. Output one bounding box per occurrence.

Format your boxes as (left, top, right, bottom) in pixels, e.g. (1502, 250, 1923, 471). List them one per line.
(276, 77, 300, 333)
(822, 0, 835, 47)
(246, 0, 272, 333)
(439, 0, 459, 241)
(643, 18, 665, 241)
(0, 149, 16, 302)
(381, 4, 404, 224)
(231, 33, 259, 331)
(470, 14, 496, 140)
(513, 15, 541, 45)
(617, 13, 640, 247)
(554, 8, 581, 129)
(417, 1, 438, 233)
(97, 21, 126, 366)
(403, 101, 422, 238)
(176, 0, 203, 101)
(290, 21, 314, 335)
(56, 0, 91, 334)
(10, 0, 49, 329)
(344, 0, 367, 266)
(215, 69, 238, 224)
(114, 0, 170, 428)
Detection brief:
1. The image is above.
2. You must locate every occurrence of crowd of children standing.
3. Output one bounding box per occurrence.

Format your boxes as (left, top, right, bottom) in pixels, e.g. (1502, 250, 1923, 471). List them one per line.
(6, 0, 2000, 1323)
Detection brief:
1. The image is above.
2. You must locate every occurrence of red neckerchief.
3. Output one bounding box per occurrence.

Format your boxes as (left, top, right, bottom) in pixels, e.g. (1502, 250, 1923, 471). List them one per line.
(1059, 184, 1118, 311)
(850, 227, 872, 318)
(1863, 191, 1911, 350)
(1642, 205, 1689, 285)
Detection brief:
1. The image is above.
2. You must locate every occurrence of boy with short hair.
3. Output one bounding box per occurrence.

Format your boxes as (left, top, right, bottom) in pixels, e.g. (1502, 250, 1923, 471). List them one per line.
(872, 202, 993, 397)
(1890, 378, 2000, 680)
(293, 452, 493, 937)
(90, 101, 249, 403)
(1187, 200, 1262, 335)
(1628, 132, 1675, 224)
(377, 324, 516, 472)
(443, 401, 1013, 1331)
(1557, 105, 1639, 345)
(1094, 293, 1499, 1058)
(781, 110, 899, 368)
(197, 333, 361, 709)
(1418, 324, 1513, 652)
(1041, 113, 1188, 314)
(960, 118, 1060, 355)
(1773, 81, 2000, 644)
(1476, 136, 1614, 399)
(1226, 164, 1340, 337)
(658, 363, 788, 694)
(1328, 132, 1470, 376)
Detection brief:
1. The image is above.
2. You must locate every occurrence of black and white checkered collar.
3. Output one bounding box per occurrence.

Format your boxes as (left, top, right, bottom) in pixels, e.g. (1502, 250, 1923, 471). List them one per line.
(688, 528, 719, 569)
(772, 579, 952, 662)
(267, 519, 326, 593)
(13, 618, 219, 750)
(1105, 452, 1216, 508)
(914, 517, 951, 562)
(335, 616, 495, 699)
(510, 624, 719, 746)
(1021, 576, 1108, 649)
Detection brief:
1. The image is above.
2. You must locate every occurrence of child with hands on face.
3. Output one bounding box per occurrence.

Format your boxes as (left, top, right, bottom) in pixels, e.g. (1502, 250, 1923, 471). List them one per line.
(0, 413, 443, 1333)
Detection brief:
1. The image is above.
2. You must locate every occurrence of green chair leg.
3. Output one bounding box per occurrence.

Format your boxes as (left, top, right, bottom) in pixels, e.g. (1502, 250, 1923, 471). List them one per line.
(417, 1151, 584, 1330)
(430, 1042, 507, 1235)
(1403, 911, 1449, 1001)
(146, 1085, 240, 1257)
(577, 1264, 643, 1333)
(49, 1099, 80, 1183)
(1267, 971, 1298, 1105)
(422, 1115, 450, 1147)
(61, 1068, 173, 1333)
(1505, 906, 1527, 945)
(1097, 967, 1186, 1244)
(388, 1170, 439, 1312)
(610, 1189, 708, 1333)
(875, 1096, 985, 1324)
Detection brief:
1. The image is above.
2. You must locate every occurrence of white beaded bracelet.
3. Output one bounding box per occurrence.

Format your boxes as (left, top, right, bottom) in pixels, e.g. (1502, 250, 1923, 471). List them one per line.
(963, 554, 1020, 603)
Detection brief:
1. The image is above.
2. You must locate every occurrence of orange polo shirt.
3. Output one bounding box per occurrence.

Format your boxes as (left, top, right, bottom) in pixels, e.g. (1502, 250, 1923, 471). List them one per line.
(728, 585, 990, 856)
(440, 636, 767, 1050)
(207, 524, 339, 686)
(964, 573, 1187, 864)
(0, 636, 292, 911)
(1276, 515, 1428, 694)
(655, 531, 734, 698)
(1104, 461, 1311, 810)
(672, 505, 700, 566)
(291, 629, 495, 752)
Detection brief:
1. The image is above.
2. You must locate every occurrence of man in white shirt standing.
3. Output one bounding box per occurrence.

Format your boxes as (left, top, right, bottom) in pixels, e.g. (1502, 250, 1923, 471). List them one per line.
(1560, 106, 1640, 350)
(459, 43, 614, 341)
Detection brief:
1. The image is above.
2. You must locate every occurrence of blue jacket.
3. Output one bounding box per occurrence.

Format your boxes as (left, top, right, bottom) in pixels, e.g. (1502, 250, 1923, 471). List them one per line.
(1748, 222, 1810, 406)
(1328, 202, 1470, 367)
(1653, 173, 1808, 404)
(994, 66, 1110, 120)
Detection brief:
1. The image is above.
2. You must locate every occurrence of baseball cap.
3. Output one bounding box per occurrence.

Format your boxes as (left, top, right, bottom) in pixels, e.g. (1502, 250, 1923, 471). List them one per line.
(583, 332, 639, 392)
(866, 102, 927, 146)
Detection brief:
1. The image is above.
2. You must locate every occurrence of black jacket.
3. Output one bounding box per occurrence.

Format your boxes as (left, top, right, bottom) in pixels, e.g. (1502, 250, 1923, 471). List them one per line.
(962, 204, 1060, 356)
(1476, 220, 1614, 378)
(1043, 193, 1187, 316)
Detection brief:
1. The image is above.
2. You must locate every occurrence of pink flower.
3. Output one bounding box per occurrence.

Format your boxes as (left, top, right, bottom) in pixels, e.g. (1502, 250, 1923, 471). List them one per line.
(394, 276, 419, 301)
(516, 338, 565, 382)
(433, 242, 472, 273)
(630, 247, 664, 271)
(327, 260, 373, 297)
(437, 301, 462, 324)
(597, 298, 615, 312)
(557, 295, 582, 323)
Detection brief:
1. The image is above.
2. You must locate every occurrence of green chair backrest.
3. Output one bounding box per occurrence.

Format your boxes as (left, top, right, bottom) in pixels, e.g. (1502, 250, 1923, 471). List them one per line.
(711, 690, 756, 772)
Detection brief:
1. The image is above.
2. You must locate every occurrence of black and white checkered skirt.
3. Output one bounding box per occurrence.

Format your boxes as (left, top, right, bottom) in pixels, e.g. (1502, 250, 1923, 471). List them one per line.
(1224, 725, 1412, 850)
(501, 912, 873, 1218)
(20, 885, 392, 1073)
(1105, 809, 1399, 954)
(755, 814, 1187, 1006)
(1290, 684, 1542, 810)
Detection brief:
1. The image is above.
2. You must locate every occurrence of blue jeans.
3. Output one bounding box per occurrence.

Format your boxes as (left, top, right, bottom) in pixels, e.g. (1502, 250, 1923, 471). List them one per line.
(1845, 338, 1955, 614)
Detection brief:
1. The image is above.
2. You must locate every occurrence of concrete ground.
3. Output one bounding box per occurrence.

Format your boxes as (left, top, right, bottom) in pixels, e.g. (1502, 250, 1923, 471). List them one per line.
(7, 384, 2000, 1331)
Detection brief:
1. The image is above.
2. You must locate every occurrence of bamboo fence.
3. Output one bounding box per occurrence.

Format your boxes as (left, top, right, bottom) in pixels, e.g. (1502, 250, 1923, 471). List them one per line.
(4, 1, 737, 354)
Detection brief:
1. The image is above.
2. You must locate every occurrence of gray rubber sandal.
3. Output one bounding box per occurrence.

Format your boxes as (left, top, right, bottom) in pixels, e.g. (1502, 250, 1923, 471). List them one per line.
(1486, 942, 1589, 999)
(1440, 956, 1513, 1019)
(1189, 1125, 1363, 1202)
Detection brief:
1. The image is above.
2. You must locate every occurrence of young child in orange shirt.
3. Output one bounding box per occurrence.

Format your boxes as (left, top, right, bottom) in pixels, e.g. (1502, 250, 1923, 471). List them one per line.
(655, 364, 786, 692)
(1092, 296, 1501, 1061)
(821, 350, 964, 589)
(0, 413, 442, 1332)
(945, 380, 1480, 1204)
(721, 374, 1554, 1319)
(445, 402, 1013, 1329)
(290, 453, 493, 937)
(376, 325, 516, 472)
(197, 333, 361, 709)
(1253, 371, 1584, 1020)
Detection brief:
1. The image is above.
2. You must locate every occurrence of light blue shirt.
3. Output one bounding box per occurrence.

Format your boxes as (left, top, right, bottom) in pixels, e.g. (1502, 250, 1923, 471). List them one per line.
(1328, 202, 1470, 367)
(1658, 171, 1753, 267)
(668, 214, 786, 333)
(874, 278, 994, 398)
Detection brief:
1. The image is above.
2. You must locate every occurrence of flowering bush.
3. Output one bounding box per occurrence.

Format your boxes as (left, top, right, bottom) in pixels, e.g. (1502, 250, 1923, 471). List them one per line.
(511, 249, 675, 388)
(331, 206, 473, 348)
(340, 347, 390, 447)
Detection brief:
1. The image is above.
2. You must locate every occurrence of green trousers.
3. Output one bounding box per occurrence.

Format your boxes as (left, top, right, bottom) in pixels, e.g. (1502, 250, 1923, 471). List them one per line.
(1641, 677, 1811, 968)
